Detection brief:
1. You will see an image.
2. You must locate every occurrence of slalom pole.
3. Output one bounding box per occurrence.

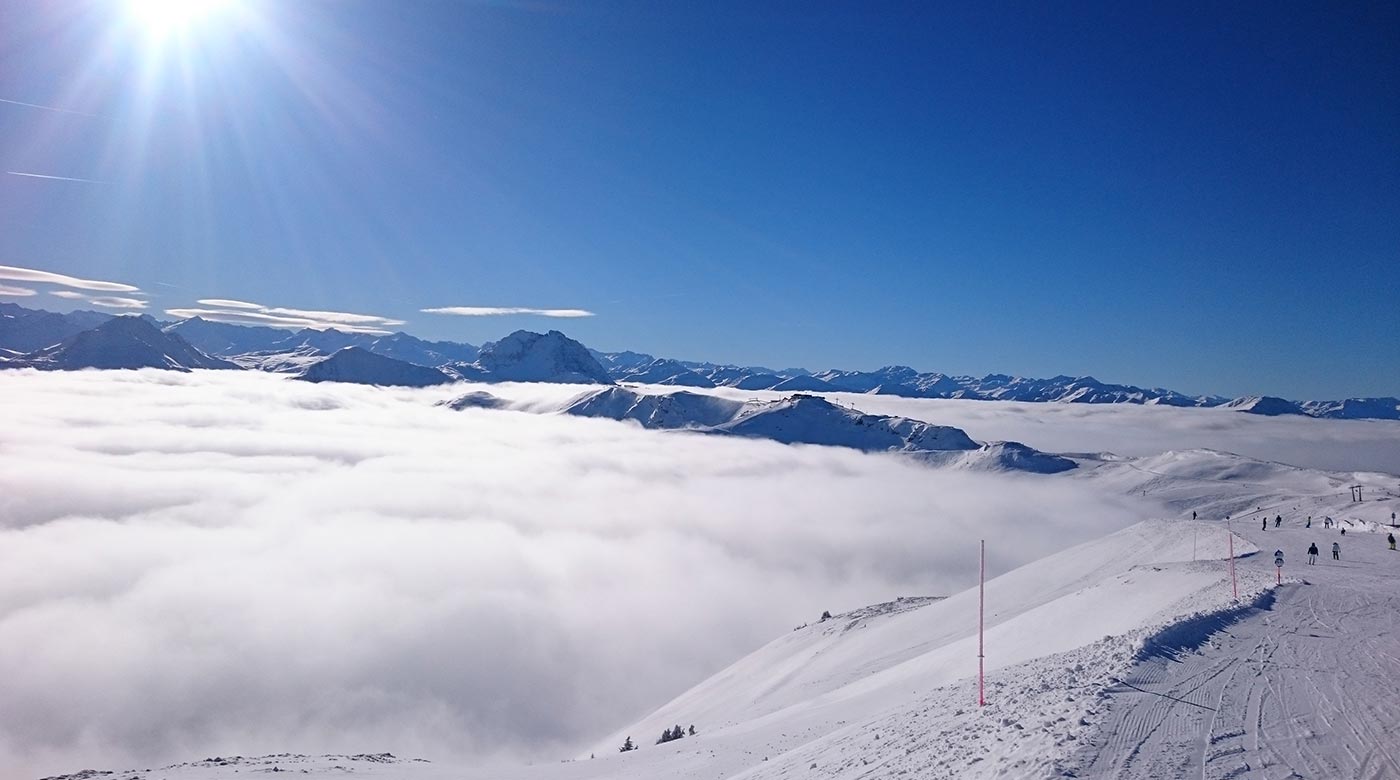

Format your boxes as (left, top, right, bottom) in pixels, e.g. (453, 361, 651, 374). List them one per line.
(978, 539, 986, 707)
(1227, 520, 1238, 600)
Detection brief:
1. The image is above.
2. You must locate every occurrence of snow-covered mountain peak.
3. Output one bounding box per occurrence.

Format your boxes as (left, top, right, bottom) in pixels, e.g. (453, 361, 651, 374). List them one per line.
(15, 315, 235, 372)
(458, 330, 613, 384)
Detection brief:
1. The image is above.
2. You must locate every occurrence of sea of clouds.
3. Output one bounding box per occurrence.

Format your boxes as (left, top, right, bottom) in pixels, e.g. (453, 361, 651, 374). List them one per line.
(3, 369, 1391, 777)
(686, 387, 1400, 476)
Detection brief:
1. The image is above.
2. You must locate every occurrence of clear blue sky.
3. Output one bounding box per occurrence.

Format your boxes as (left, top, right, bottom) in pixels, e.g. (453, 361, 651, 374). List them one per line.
(1, 1, 1396, 398)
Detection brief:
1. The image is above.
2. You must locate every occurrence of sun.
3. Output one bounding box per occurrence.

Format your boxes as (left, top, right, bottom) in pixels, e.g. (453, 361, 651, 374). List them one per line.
(126, 0, 235, 39)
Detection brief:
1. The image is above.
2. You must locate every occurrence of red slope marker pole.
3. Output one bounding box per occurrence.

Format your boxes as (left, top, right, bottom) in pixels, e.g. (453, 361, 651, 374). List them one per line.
(1227, 521, 1238, 600)
(978, 538, 986, 707)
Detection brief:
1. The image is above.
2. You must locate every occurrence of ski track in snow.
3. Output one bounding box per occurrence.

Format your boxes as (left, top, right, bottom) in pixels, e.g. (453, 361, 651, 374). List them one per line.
(1068, 519, 1400, 780)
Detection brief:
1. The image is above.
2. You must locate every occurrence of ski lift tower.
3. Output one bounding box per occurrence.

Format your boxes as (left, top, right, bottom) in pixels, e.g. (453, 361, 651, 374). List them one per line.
(1350, 485, 1364, 502)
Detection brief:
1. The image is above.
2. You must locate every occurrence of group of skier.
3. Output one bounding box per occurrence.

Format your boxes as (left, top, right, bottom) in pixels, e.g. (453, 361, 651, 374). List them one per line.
(1215, 508, 1399, 564)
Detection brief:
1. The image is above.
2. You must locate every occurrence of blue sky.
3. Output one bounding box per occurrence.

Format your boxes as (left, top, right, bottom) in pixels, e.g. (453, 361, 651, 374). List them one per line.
(0, 1, 1396, 398)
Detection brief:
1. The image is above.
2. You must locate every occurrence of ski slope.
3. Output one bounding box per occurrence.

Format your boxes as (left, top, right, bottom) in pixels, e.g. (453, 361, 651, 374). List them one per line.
(1068, 502, 1400, 779)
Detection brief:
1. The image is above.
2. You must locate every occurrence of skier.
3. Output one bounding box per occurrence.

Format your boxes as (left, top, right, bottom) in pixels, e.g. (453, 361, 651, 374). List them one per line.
(1192, 510, 1197, 521)
(1307, 543, 1318, 565)
(1275, 515, 1282, 528)
(1306, 516, 1312, 528)
(1389, 533, 1396, 551)
(1332, 541, 1340, 561)
(1341, 527, 1346, 536)
(1262, 516, 1268, 531)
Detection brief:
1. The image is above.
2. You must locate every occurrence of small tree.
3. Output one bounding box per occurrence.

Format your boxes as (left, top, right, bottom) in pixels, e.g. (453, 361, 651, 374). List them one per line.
(674, 724, 685, 740)
(688, 724, 696, 736)
(619, 737, 635, 752)
(820, 610, 832, 621)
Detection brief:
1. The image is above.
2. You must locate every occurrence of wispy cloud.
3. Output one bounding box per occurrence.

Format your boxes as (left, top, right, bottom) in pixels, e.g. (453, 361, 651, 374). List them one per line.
(196, 298, 263, 310)
(168, 299, 405, 334)
(6, 171, 104, 184)
(423, 306, 595, 318)
(87, 296, 148, 310)
(0, 264, 139, 293)
(48, 290, 85, 299)
(0, 96, 99, 117)
(0, 284, 36, 297)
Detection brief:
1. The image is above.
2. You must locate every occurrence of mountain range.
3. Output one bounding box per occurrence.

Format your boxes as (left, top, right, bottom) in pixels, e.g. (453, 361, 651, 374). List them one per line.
(448, 385, 1079, 474)
(1, 302, 1396, 419)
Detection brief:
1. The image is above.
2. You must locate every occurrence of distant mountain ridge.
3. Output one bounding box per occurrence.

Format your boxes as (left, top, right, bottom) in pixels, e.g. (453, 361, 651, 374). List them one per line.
(1, 303, 1394, 419)
(1, 315, 234, 372)
(450, 386, 1079, 473)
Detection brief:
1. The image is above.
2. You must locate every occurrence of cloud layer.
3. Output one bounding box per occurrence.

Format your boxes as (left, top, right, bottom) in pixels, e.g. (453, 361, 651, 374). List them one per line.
(0, 371, 1151, 777)
(165, 299, 407, 334)
(0, 264, 138, 293)
(423, 306, 595, 318)
(815, 392, 1400, 475)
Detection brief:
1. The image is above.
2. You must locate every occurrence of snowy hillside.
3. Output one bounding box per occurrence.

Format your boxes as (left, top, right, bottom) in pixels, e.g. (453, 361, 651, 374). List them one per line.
(296, 347, 455, 387)
(562, 386, 744, 428)
(453, 386, 1076, 472)
(614, 358, 715, 387)
(714, 394, 979, 453)
(1221, 395, 1305, 416)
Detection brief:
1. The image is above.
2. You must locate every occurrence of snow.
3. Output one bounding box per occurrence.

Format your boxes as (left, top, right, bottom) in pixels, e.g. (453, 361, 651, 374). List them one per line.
(562, 386, 744, 428)
(713, 394, 979, 453)
(453, 330, 613, 385)
(7, 316, 235, 371)
(1222, 395, 1306, 416)
(229, 344, 326, 373)
(296, 347, 455, 387)
(615, 358, 716, 387)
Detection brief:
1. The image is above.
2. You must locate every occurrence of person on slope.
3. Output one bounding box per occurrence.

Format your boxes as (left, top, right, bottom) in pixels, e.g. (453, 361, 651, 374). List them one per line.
(1263, 517, 1269, 531)
(1275, 515, 1282, 527)
(1307, 543, 1318, 565)
(1306, 516, 1312, 528)
(1388, 533, 1396, 551)
(1332, 541, 1341, 561)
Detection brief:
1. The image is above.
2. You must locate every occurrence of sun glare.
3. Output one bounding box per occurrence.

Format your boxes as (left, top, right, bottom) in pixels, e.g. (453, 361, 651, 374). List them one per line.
(127, 0, 234, 38)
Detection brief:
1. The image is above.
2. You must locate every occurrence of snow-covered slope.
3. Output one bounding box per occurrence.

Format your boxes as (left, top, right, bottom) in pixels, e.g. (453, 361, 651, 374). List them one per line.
(229, 344, 327, 373)
(563, 386, 744, 428)
(452, 330, 613, 384)
(1222, 395, 1306, 416)
(6, 316, 236, 371)
(453, 387, 1076, 472)
(615, 358, 715, 387)
(1300, 396, 1400, 420)
(296, 347, 454, 387)
(713, 394, 979, 453)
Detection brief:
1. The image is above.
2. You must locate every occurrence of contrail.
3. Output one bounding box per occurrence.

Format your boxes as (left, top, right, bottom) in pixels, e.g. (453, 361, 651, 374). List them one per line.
(0, 97, 98, 117)
(7, 171, 104, 184)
